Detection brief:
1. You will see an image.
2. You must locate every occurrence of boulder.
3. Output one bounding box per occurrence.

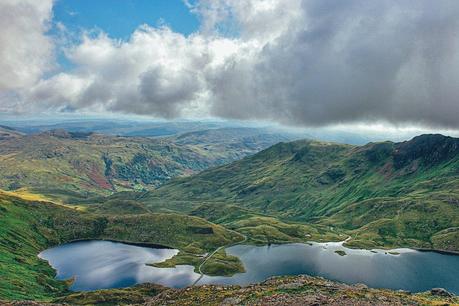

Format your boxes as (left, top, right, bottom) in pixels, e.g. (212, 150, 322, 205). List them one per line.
(430, 288, 453, 297)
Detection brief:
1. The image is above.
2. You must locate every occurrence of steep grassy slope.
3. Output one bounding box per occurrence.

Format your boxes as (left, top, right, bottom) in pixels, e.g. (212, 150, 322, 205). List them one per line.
(0, 128, 291, 202)
(0, 191, 242, 301)
(142, 134, 459, 251)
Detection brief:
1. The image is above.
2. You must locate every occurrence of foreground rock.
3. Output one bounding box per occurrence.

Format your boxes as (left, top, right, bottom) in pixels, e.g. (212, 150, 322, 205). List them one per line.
(142, 276, 458, 306)
(430, 288, 453, 297)
(2, 275, 457, 305)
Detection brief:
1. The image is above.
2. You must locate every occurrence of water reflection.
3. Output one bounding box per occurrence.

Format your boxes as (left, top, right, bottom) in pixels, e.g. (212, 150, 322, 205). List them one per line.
(39, 240, 459, 294)
(205, 243, 459, 295)
(39, 240, 198, 290)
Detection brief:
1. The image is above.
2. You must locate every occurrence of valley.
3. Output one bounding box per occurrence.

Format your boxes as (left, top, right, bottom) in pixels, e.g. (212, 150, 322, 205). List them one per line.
(0, 190, 242, 300)
(3, 1, 459, 304)
(142, 134, 459, 252)
(1, 128, 458, 305)
(0, 126, 293, 202)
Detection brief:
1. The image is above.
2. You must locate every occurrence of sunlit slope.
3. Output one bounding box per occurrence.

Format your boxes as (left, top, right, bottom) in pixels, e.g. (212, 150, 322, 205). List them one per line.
(144, 134, 459, 251)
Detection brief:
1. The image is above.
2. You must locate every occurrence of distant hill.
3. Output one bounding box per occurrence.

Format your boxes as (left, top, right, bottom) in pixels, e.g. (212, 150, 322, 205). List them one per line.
(143, 134, 459, 252)
(5, 120, 242, 137)
(174, 127, 294, 157)
(0, 125, 23, 140)
(0, 127, 294, 202)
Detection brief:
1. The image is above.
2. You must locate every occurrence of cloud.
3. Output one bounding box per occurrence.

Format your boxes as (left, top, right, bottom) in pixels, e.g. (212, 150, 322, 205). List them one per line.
(3, 0, 459, 128)
(23, 27, 217, 116)
(208, 0, 459, 128)
(0, 0, 54, 91)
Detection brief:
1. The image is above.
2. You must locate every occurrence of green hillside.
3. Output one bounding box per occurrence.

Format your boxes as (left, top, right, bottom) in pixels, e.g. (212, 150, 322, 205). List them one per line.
(0, 128, 291, 202)
(1, 133, 459, 304)
(0, 191, 242, 300)
(142, 134, 459, 251)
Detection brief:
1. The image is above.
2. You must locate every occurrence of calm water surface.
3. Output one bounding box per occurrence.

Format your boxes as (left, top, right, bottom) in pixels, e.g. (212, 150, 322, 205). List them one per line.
(39, 240, 459, 294)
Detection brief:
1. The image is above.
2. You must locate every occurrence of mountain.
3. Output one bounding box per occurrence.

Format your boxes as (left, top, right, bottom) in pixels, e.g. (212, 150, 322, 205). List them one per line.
(4, 120, 227, 137)
(0, 125, 23, 140)
(173, 127, 294, 155)
(142, 134, 459, 251)
(1, 134, 459, 304)
(0, 127, 293, 202)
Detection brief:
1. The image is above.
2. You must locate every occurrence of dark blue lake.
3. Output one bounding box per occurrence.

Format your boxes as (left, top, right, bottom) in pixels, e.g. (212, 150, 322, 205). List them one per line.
(39, 240, 459, 294)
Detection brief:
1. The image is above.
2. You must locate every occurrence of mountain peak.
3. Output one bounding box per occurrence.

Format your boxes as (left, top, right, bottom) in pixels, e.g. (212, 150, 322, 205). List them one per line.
(393, 134, 459, 169)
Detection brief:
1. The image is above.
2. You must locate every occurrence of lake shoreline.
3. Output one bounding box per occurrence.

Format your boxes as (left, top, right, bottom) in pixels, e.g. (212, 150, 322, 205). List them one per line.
(414, 247, 459, 256)
(39, 239, 459, 295)
(65, 238, 174, 249)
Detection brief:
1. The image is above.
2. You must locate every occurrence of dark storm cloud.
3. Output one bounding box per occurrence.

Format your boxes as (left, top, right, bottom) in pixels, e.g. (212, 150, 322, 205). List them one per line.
(208, 0, 459, 128)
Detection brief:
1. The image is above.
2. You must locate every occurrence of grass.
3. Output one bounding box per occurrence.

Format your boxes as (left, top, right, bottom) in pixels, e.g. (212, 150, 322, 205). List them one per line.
(53, 284, 164, 305)
(2, 133, 459, 303)
(14, 274, 455, 305)
(150, 252, 203, 269)
(151, 248, 246, 277)
(200, 248, 245, 276)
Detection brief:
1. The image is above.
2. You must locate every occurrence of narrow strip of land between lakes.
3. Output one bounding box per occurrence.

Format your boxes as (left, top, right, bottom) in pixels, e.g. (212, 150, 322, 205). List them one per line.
(192, 230, 247, 286)
(191, 235, 355, 286)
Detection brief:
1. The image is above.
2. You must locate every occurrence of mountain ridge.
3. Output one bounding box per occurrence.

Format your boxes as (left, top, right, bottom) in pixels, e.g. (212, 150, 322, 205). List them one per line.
(1, 133, 459, 303)
(141, 134, 459, 251)
(0, 128, 295, 202)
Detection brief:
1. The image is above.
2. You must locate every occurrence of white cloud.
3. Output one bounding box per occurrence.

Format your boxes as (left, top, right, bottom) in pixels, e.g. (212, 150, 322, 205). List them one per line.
(0, 0, 54, 91)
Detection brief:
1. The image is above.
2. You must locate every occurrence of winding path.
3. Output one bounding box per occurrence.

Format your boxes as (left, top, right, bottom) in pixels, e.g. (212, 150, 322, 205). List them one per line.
(191, 233, 352, 286)
(192, 230, 247, 286)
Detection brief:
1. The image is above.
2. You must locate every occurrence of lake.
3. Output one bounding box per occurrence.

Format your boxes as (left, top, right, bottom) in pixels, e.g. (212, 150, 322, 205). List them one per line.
(39, 240, 459, 294)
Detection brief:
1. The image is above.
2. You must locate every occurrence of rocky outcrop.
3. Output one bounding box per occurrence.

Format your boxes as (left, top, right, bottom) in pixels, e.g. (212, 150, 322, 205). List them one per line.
(393, 134, 459, 169)
(2, 275, 458, 305)
(141, 275, 458, 306)
(430, 287, 453, 297)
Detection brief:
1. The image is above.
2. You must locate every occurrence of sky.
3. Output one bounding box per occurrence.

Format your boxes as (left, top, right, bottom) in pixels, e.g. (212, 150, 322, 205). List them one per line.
(52, 0, 199, 39)
(1, 0, 459, 132)
(50, 0, 199, 70)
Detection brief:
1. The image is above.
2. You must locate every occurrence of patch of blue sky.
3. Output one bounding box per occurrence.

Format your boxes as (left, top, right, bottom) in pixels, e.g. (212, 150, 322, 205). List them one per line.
(48, 0, 200, 70)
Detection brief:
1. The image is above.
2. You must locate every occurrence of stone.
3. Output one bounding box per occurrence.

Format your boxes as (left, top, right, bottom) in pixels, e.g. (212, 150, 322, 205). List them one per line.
(277, 282, 303, 290)
(431, 288, 453, 297)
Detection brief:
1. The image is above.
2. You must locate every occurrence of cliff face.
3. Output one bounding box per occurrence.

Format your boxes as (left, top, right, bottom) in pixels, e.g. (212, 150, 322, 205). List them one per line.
(393, 134, 459, 169)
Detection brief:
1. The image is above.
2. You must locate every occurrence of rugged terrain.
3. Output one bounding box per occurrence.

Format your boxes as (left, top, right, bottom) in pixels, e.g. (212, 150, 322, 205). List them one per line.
(3, 275, 458, 305)
(1, 133, 459, 304)
(141, 134, 459, 251)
